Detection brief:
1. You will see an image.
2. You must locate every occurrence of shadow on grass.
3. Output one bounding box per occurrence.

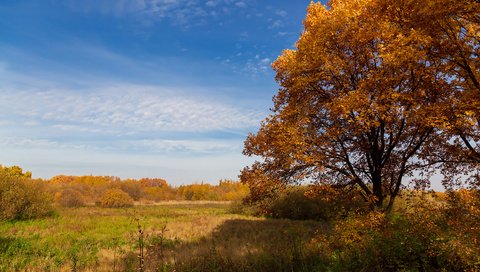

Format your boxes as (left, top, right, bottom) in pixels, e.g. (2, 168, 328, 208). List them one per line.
(141, 218, 331, 272)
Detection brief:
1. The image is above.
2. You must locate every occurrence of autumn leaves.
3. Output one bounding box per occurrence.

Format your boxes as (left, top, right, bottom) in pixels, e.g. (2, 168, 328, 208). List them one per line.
(241, 0, 480, 210)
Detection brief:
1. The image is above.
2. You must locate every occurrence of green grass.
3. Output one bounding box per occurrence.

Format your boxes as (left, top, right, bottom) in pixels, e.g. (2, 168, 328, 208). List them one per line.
(0, 203, 326, 271)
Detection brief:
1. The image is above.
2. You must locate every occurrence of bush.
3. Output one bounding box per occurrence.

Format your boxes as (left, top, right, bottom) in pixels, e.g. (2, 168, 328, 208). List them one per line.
(438, 189, 480, 270)
(99, 189, 134, 208)
(54, 188, 86, 207)
(259, 186, 366, 221)
(0, 172, 53, 221)
(307, 196, 480, 271)
(227, 200, 258, 216)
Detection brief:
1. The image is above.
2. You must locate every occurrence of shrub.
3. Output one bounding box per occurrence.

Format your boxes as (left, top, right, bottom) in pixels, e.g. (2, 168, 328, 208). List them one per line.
(259, 186, 366, 221)
(54, 188, 86, 207)
(307, 196, 480, 271)
(267, 188, 322, 220)
(0, 171, 53, 221)
(308, 210, 442, 271)
(99, 189, 134, 208)
(227, 200, 258, 216)
(437, 189, 480, 270)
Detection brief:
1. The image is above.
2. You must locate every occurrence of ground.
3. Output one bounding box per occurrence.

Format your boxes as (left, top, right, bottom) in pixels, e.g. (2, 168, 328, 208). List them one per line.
(0, 202, 325, 271)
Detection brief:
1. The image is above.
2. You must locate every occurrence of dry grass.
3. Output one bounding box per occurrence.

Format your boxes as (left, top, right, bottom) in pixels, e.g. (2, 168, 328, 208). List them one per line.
(0, 202, 325, 271)
(135, 200, 232, 206)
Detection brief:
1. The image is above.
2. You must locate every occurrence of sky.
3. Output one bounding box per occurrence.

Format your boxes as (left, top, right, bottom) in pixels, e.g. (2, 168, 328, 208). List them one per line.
(0, 0, 314, 185)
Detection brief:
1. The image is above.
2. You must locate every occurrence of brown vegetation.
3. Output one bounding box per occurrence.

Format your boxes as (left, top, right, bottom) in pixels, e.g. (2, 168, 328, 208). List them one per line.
(99, 189, 134, 208)
(54, 188, 86, 207)
(0, 165, 53, 221)
(47, 175, 248, 205)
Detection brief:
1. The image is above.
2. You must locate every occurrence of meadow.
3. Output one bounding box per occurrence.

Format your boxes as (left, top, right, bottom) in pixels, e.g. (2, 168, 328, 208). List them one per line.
(1, 166, 479, 271)
(0, 202, 326, 271)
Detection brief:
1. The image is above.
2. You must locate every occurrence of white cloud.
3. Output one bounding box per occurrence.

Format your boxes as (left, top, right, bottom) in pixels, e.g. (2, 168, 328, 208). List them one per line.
(269, 19, 283, 29)
(63, 0, 146, 16)
(52, 124, 104, 134)
(275, 10, 287, 17)
(64, 0, 254, 27)
(0, 137, 86, 150)
(206, 1, 218, 7)
(0, 85, 262, 133)
(235, 1, 246, 8)
(0, 135, 241, 154)
(245, 55, 272, 75)
(125, 138, 242, 153)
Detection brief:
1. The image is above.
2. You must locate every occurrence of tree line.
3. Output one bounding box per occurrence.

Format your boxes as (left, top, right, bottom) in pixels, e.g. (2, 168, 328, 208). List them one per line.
(50, 174, 249, 206)
(0, 164, 249, 220)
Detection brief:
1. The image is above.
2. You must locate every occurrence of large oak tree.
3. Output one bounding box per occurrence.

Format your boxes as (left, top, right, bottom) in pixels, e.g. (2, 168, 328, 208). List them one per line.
(241, 0, 479, 210)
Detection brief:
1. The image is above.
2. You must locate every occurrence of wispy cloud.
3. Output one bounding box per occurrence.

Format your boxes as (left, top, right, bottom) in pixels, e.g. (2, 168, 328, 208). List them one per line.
(0, 85, 262, 133)
(0, 137, 87, 150)
(124, 138, 242, 154)
(269, 19, 283, 29)
(0, 136, 242, 155)
(245, 55, 272, 75)
(235, 1, 247, 8)
(63, 0, 254, 27)
(275, 10, 287, 17)
(0, 0, 308, 182)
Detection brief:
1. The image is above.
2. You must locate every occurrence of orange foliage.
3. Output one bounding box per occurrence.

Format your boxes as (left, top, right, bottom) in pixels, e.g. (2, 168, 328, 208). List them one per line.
(177, 180, 249, 201)
(54, 188, 86, 207)
(0, 165, 52, 220)
(241, 0, 480, 210)
(45, 174, 246, 204)
(99, 189, 134, 208)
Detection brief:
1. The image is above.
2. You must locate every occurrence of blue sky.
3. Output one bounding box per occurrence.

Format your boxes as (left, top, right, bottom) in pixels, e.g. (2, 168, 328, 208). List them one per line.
(0, 0, 313, 184)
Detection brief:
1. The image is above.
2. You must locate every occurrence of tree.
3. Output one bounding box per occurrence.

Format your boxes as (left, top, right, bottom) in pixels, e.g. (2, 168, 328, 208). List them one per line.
(99, 189, 134, 208)
(0, 166, 53, 220)
(408, 0, 480, 187)
(54, 188, 86, 207)
(0, 165, 32, 178)
(241, 0, 469, 210)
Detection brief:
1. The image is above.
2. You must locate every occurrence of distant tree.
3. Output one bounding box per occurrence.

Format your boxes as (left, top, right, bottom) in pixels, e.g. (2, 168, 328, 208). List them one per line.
(241, 0, 479, 210)
(0, 166, 52, 220)
(50, 175, 75, 185)
(99, 189, 134, 208)
(139, 178, 169, 188)
(177, 183, 219, 201)
(54, 188, 86, 207)
(0, 165, 32, 179)
(121, 179, 143, 201)
(217, 180, 250, 201)
(139, 178, 176, 201)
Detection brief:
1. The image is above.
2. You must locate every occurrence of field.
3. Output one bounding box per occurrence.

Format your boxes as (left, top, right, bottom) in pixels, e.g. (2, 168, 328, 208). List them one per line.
(0, 202, 326, 271)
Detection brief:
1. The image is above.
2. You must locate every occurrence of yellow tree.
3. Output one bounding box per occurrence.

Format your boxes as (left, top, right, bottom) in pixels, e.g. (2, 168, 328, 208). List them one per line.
(241, 0, 464, 210)
(0, 165, 32, 178)
(414, 0, 480, 186)
(369, 0, 480, 186)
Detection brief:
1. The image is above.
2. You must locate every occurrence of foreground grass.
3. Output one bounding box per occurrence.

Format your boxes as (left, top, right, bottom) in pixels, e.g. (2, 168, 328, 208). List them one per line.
(0, 202, 326, 271)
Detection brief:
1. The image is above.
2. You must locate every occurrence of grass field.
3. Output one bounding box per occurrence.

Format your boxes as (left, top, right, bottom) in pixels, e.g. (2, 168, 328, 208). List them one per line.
(0, 202, 326, 271)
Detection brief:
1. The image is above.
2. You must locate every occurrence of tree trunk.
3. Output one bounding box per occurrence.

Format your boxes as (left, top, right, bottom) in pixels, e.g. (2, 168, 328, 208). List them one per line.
(372, 176, 384, 208)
